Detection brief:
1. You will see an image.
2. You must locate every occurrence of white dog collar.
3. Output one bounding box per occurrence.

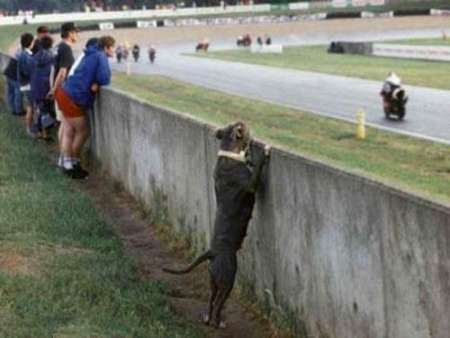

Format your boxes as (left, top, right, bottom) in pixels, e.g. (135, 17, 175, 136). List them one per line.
(217, 150, 246, 163)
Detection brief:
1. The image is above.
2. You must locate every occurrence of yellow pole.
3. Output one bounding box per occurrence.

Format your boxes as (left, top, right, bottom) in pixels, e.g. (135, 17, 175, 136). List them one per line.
(125, 41, 131, 76)
(356, 109, 366, 140)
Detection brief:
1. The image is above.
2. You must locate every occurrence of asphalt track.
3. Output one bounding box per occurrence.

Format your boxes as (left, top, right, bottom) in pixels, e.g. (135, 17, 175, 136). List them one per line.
(112, 27, 450, 144)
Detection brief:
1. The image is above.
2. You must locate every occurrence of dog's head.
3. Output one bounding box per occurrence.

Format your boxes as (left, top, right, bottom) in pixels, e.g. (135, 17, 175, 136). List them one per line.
(215, 121, 251, 152)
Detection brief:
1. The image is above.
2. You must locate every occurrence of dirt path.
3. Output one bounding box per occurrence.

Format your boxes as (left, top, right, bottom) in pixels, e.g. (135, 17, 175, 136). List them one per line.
(80, 171, 280, 338)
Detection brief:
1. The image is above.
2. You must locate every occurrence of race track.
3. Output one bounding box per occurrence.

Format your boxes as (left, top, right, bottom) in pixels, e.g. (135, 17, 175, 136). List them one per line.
(104, 18, 450, 144)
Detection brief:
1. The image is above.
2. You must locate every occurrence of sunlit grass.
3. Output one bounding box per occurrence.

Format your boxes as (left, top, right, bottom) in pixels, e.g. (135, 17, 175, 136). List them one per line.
(113, 73, 450, 203)
(194, 44, 450, 90)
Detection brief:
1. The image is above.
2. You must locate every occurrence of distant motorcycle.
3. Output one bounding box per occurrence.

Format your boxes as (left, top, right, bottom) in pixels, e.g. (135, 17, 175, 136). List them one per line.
(381, 89, 408, 120)
(196, 41, 209, 52)
(148, 47, 156, 63)
(380, 72, 408, 120)
(237, 34, 252, 47)
(132, 45, 140, 62)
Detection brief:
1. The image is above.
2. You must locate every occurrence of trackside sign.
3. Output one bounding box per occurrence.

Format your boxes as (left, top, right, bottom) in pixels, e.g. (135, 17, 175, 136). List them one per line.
(373, 43, 450, 62)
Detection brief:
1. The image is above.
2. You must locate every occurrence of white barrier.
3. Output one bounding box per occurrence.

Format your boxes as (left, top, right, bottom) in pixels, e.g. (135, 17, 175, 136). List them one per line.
(251, 44, 283, 53)
(431, 9, 450, 16)
(99, 22, 114, 30)
(136, 20, 157, 28)
(288, 2, 310, 10)
(361, 10, 393, 18)
(373, 43, 450, 62)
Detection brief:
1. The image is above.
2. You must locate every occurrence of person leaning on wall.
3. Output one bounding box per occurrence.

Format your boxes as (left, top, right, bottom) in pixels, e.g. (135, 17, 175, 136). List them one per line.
(54, 35, 115, 180)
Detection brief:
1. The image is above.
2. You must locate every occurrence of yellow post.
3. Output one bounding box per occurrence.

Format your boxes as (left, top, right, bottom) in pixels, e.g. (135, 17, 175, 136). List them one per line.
(125, 41, 131, 76)
(356, 109, 366, 140)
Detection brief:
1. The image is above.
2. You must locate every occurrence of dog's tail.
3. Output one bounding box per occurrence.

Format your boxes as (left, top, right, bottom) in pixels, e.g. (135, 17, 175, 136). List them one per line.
(162, 250, 213, 275)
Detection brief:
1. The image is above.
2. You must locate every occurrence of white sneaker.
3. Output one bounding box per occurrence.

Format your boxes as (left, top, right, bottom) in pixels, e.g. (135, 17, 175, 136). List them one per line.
(57, 155, 64, 168)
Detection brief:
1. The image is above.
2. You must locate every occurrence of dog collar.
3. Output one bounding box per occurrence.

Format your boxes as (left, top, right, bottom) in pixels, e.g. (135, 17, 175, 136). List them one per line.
(217, 150, 246, 163)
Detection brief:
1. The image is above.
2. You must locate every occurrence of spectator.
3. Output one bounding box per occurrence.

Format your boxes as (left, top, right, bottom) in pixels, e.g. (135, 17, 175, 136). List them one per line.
(3, 53, 23, 115)
(132, 44, 140, 62)
(31, 25, 50, 55)
(30, 35, 55, 141)
(55, 35, 115, 179)
(48, 22, 79, 167)
(17, 32, 35, 136)
(148, 45, 156, 64)
(257, 36, 263, 46)
(115, 44, 123, 63)
(69, 37, 99, 77)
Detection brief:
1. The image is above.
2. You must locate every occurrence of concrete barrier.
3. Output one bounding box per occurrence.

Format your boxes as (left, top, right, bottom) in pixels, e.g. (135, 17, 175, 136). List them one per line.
(328, 41, 373, 55)
(91, 86, 450, 338)
(1, 51, 449, 338)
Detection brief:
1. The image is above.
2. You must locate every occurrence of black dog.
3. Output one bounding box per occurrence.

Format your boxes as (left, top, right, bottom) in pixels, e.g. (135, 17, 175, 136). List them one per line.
(163, 121, 270, 328)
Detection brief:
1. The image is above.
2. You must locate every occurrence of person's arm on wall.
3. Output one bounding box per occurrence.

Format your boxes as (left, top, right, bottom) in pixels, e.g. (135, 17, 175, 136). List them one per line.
(95, 54, 111, 87)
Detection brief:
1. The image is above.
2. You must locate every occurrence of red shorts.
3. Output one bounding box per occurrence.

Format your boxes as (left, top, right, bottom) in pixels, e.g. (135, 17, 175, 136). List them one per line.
(55, 87, 84, 119)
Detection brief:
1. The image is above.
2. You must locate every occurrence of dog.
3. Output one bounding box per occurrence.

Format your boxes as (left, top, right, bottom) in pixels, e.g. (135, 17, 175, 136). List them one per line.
(163, 121, 270, 328)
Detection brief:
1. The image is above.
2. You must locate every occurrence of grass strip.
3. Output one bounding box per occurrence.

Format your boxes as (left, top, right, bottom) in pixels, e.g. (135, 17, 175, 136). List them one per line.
(387, 37, 450, 46)
(0, 110, 203, 338)
(193, 44, 450, 90)
(113, 73, 450, 204)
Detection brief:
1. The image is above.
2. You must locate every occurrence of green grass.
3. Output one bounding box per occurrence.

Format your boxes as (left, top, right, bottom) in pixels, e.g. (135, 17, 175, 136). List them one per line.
(0, 24, 40, 51)
(113, 73, 450, 204)
(0, 110, 203, 338)
(193, 44, 450, 90)
(387, 37, 450, 46)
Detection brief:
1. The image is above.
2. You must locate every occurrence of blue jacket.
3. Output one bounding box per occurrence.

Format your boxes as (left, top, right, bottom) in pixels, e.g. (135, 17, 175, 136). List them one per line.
(31, 49, 54, 104)
(17, 48, 33, 87)
(62, 46, 111, 109)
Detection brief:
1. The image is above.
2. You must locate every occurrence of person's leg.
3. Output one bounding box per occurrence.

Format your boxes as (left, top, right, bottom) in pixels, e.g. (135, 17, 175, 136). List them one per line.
(71, 115, 89, 159)
(54, 101, 65, 167)
(61, 118, 75, 170)
(24, 92, 34, 135)
(13, 81, 23, 115)
(6, 78, 15, 114)
(62, 115, 89, 179)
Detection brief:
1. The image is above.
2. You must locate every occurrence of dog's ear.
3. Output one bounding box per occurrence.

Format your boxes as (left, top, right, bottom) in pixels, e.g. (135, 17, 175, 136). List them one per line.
(215, 128, 224, 139)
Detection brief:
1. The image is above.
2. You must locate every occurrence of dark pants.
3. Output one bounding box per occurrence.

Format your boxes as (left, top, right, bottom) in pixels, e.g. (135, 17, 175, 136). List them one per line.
(6, 77, 23, 114)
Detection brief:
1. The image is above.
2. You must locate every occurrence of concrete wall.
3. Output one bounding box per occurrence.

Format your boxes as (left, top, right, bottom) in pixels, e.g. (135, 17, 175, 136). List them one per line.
(1, 51, 448, 338)
(91, 87, 450, 338)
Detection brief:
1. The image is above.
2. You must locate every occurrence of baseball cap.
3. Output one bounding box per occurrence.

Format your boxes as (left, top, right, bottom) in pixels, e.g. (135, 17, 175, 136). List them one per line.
(61, 22, 80, 34)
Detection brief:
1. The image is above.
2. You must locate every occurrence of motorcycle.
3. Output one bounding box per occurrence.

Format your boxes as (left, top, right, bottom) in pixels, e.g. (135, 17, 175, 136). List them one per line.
(132, 45, 140, 62)
(148, 47, 156, 64)
(381, 87, 408, 120)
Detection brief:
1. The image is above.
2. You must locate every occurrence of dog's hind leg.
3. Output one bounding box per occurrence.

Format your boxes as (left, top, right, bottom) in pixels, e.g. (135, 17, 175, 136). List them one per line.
(212, 286, 233, 329)
(203, 275, 218, 325)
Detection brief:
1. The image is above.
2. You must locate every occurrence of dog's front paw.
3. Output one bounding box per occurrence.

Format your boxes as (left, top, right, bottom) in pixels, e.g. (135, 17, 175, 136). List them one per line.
(264, 145, 271, 157)
(213, 319, 227, 329)
(201, 313, 210, 325)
